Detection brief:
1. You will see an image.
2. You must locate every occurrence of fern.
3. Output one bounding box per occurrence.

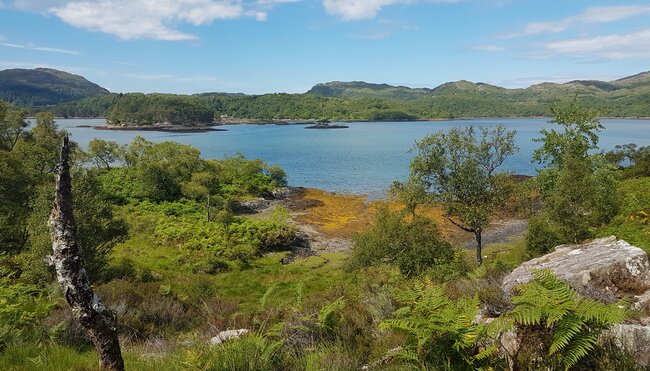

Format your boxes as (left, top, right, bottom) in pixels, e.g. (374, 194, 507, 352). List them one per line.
(508, 269, 628, 370)
(316, 297, 346, 332)
(380, 280, 501, 370)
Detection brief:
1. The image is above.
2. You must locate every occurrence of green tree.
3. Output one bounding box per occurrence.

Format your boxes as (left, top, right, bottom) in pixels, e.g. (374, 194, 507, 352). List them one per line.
(410, 125, 518, 265)
(0, 151, 32, 254)
(20, 170, 128, 284)
(0, 102, 28, 151)
(528, 100, 619, 255)
(86, 139, 124, 169)
(349, 205, 457, 277)
(388, 178, 429, 218)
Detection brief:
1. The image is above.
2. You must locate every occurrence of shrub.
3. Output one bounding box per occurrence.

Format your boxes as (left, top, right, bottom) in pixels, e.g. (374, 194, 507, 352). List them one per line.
(525, 214, 565, 258)
(349, 206, 456, 277)
(0, 267, 54, 348)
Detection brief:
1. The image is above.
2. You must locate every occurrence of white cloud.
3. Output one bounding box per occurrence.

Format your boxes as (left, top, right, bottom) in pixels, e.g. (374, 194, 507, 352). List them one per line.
(505, 5, 650, 38)
(543, 28, 650, 59)
(471, 44, 505, 52)
(0, 41, 80, 54)
(11, 0, 283, 40)
(323, 0, 458, 21)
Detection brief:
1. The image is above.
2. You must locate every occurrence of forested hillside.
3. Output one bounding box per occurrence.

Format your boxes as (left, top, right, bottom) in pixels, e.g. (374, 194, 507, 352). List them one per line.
(0, 68, 110, 107)
(3, 68, 650, 122)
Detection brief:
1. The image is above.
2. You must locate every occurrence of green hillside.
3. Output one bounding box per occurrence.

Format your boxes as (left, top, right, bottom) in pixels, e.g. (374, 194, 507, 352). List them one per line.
(3, 68, 650, 122)
(0, 68, 110, 107)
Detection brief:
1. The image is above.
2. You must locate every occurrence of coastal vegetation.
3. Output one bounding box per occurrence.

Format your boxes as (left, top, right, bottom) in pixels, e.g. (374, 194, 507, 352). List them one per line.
(1, 97, 649, 370)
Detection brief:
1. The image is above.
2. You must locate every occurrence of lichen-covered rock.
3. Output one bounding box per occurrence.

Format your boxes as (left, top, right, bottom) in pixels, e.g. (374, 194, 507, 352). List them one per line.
(209, 329, 249, 346)
(604, 323, 650, 366)
(502, 236, 650, 301)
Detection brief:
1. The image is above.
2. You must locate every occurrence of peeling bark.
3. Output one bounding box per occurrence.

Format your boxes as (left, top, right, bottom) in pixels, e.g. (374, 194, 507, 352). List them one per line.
(49, 136, 125, 370)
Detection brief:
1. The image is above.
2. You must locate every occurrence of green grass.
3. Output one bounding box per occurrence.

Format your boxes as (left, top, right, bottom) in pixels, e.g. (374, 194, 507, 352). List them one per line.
(0, 344, 184, 371)
(463, 237, 526, 270)
(597, 176, 650, 253)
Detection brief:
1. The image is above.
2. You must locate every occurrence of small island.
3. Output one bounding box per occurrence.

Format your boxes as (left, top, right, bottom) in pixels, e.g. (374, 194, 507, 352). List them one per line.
(305, 121, 349, 129)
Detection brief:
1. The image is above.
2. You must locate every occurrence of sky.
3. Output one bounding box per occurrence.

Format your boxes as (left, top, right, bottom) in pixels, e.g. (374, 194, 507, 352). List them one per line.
(0, 0, 649, 94)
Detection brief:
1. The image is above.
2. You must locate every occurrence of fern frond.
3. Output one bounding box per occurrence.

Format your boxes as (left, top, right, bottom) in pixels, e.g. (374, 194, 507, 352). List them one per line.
(560, 331, 599, 370)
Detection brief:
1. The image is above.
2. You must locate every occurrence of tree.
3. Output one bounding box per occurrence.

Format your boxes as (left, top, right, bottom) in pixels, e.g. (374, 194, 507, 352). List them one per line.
(86, 139, 124, 169)
(528, 100, 619, 254)
(0, 102, 28, 151)
(388, 178, 429, 218)
(349, 205, 457, 277)
(49, 136, 124, 370)
(410, 125, 518, 265)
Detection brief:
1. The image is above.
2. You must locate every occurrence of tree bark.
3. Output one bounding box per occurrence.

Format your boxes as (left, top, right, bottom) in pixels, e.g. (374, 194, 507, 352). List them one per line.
(49, 136, 125, 370)
(475, 231, 483, 266)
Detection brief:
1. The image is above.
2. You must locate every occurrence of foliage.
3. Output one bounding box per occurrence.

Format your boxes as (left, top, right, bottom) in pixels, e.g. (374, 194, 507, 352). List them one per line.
(410, 125, 518, 264)
(528, 100, 619, 256)
(20, 170, 128, 284)
(0, 267, 54, 349)
(108, 93, 214, 125)
(183, 335, 285, 371)
(85, 138, 124, 169)
(380, 281, 500, 370)
(508, 269, 628, 370)
(525, 214, 565, 257)
(349, 206, 457, 277)
(49, 71, 650, 120)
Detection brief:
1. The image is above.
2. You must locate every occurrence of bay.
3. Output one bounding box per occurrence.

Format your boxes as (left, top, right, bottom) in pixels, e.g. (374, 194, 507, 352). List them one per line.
(55, 118, 650, 198)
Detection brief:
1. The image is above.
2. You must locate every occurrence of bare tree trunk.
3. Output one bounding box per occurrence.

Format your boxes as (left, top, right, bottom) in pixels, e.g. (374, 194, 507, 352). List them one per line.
(49, 136, 125, 370)
(475, 231, 483, 266)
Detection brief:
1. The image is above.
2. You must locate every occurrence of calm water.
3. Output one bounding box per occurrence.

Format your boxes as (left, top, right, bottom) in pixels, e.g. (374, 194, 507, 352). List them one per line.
(55, 118, 650, 198)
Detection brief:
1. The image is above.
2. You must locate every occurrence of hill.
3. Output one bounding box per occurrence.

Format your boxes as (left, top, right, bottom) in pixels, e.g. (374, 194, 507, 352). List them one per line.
(0, 68, 110, 107)
(307, 81, 433, 100)
(4, 68, 650, 122)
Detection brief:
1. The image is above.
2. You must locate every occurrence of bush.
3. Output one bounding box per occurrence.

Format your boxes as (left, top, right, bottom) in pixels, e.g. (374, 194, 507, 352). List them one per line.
(349, 206, 456, 277)
(525, 214, 565, 258)
(0, 267, 54, 349)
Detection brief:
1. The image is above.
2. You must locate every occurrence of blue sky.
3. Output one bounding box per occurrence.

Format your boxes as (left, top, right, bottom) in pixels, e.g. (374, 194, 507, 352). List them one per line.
(1, 0, 649, 94)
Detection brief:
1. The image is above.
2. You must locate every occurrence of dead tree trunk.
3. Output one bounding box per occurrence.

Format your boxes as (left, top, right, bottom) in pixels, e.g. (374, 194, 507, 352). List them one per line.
(49, 136, 125, 370)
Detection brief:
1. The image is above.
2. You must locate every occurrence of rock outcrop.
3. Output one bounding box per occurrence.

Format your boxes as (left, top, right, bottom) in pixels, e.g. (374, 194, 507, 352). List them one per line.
(500, 236, 650, 367)
(502, 236, 650, 302)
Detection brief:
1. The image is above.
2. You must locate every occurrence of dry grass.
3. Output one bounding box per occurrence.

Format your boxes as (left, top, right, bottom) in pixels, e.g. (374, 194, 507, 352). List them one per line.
(293, 188, 472, 242)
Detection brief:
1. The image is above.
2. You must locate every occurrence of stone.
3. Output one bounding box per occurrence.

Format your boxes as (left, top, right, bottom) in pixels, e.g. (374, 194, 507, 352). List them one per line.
(232, 198, 271, 213)
(271, 187, 296, 199)
(209, 329, 249, 346)
(502, 236, 650, 301)
(604, 324, 650, 366)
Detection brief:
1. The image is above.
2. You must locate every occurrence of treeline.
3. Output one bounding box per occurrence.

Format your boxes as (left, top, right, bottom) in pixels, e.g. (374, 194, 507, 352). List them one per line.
(45, 87, 650, 124)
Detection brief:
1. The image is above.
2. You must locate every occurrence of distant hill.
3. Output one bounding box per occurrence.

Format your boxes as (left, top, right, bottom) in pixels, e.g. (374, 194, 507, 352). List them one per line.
(4, 68, 650, 121)
(308, 72, 650, 99)
(0, 68, 110, 107)
(307, 81, 434, 100)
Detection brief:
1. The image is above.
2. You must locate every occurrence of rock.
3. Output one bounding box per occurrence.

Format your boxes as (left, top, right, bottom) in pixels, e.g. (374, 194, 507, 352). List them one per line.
(271, 187, 296, 199)
(209, 329, 249, 346)
(603, 324, 650, 366)
(502, 236, 650, 301)
(232, 198, 271, 213)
